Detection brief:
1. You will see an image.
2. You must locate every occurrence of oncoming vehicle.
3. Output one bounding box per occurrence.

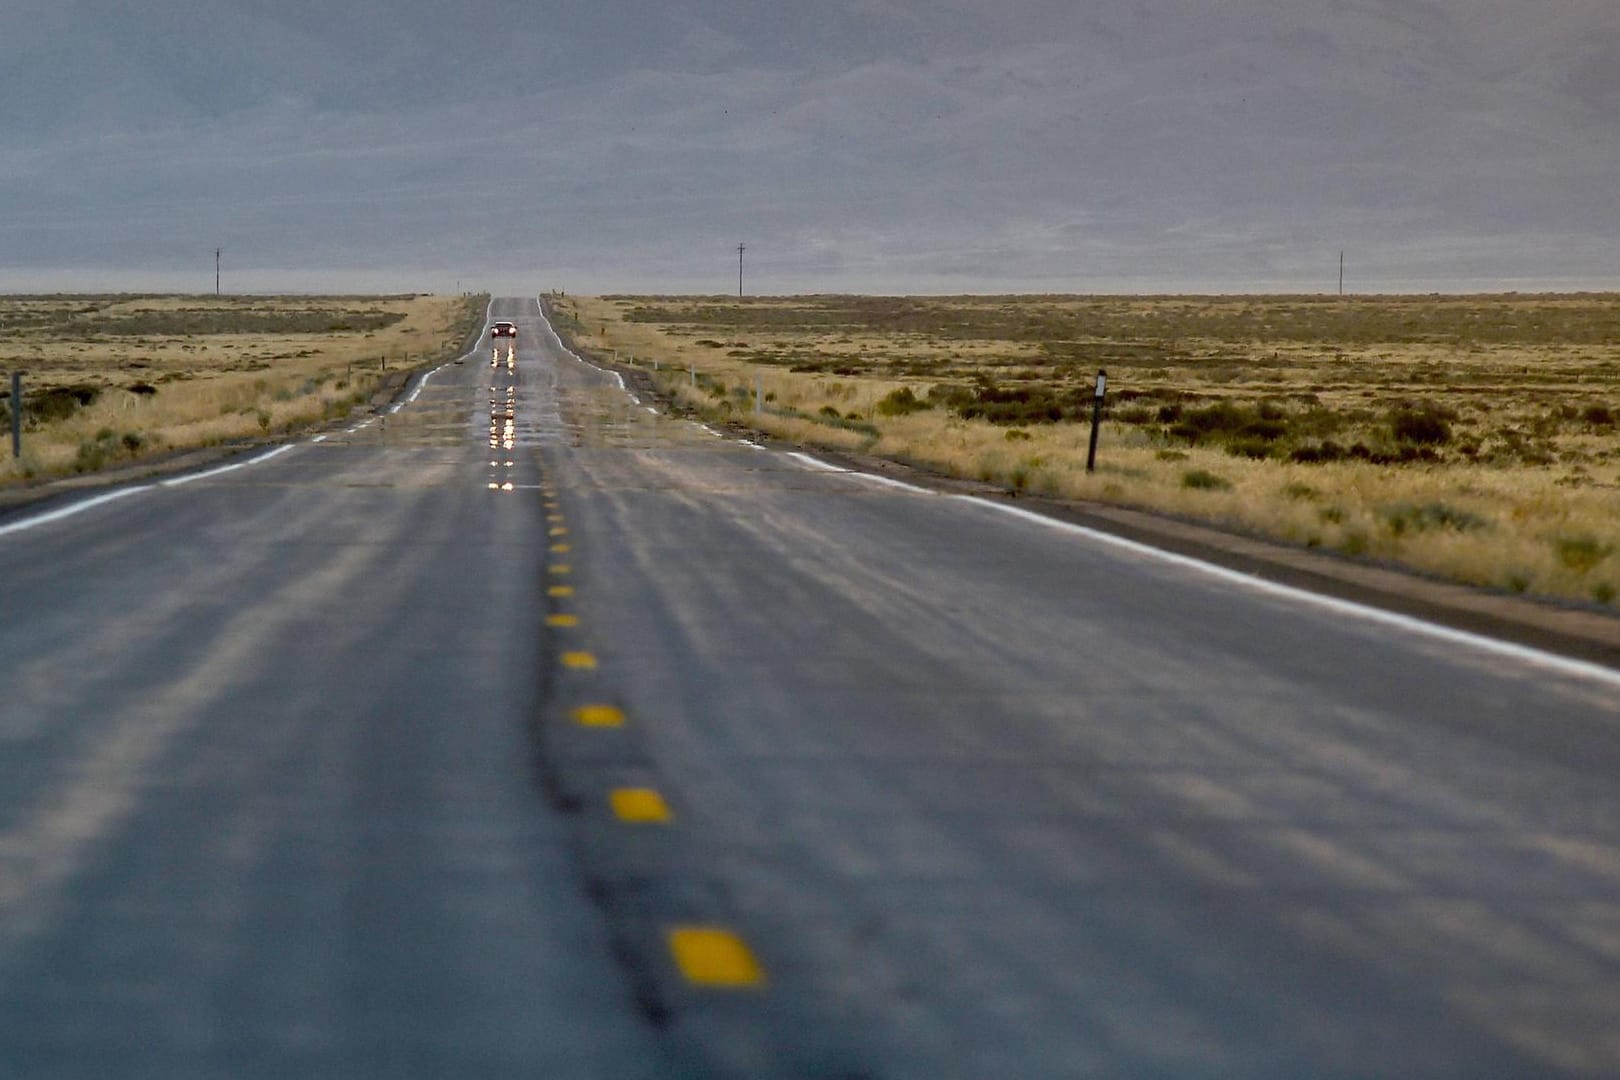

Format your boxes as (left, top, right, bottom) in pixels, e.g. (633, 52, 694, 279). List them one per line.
(490, 321, 518, 338)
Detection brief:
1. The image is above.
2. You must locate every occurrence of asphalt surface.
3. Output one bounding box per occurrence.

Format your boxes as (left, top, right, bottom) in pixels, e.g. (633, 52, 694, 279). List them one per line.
(2, 297, 1619, 1077)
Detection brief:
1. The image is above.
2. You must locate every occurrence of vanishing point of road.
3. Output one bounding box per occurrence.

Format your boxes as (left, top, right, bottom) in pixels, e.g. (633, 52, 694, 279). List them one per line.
(1, 297, 1618, 1077)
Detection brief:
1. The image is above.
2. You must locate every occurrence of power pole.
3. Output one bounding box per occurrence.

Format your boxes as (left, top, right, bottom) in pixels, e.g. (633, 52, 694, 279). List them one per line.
(1339, 250, 1344, 297)
(737, 242, 746, 298)
(216, 248, 222, 296)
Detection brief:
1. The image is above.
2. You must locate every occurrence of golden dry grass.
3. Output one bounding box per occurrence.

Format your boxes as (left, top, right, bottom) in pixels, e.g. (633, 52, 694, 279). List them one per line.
(556, 292, 1620, 607)
(1, 293, 484, 482)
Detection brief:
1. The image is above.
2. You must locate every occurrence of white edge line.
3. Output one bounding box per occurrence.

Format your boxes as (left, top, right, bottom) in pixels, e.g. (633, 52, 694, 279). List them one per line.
(535, 298, 634, 400)
(954, 495, 1620, 690)
(244, 445, 296, 467)
(1, 299, 500, 541)
(787, 452, 846, 472)
(161, 461, 245, 487)
(159, 444, 291, 487)
(546, 302, 1620, 688)
(0, 486, 153, 539)
(518, 319, 1620, 690)
(849, 472, 933, 494)
(782, 449, 1620, 689)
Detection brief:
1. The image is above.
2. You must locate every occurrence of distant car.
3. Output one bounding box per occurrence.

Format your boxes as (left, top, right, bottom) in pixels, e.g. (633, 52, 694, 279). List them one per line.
(490, 321, 517, 338)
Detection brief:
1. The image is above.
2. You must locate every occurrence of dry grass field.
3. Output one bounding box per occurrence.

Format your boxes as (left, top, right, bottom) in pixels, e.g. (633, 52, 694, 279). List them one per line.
(556, 292, 1620, 607)
(0, 293, 485, 484)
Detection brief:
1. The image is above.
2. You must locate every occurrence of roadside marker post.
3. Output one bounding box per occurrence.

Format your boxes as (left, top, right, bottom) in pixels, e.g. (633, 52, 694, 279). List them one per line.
(755, 375, 762, 414)
(1086, 369, 1107, 474)
(9, 372, 20, 461)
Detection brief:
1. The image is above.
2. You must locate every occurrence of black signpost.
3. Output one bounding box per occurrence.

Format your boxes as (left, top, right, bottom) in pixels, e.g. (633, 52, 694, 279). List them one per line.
(1085, 369, 1107, 473)
(9, 372, 20, 461)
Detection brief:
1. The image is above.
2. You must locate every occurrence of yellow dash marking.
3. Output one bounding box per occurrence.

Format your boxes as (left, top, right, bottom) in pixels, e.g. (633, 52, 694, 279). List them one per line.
(551, 543, 572, 554)
(546, 614, 580, 628)
(572, 704, 623, 727)
(611, 788, 672, 823)
(561, 651, 597, 671)
(667, 927, 764, 988)
(548, 564, 572, 575)
(548, 585, 575, 598)
(549, 527, 569, 537)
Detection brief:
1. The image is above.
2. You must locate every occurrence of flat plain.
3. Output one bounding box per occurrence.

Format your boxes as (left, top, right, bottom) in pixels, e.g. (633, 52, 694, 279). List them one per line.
(558, 292, 1620, 607)
(0, 293, 483, 484)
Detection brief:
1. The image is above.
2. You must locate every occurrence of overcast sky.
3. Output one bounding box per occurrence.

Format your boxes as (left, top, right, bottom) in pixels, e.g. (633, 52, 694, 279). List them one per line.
(2, 0, 1617, 294)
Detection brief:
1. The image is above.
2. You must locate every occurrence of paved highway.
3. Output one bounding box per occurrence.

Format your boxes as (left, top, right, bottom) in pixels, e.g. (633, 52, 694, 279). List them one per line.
(1, 297, 1618, 1077)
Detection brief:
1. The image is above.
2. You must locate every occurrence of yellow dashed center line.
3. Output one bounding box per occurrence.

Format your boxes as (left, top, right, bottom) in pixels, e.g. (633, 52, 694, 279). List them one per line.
(561, 651, 597, 670)
(551, 543, 572, 554)
(667, 927, 765, 988)
(549, 527, 570, 537)
(548, 564, 572, 575)
(546, 613, 580, 628)
(572, 704, 624, 726)
(610, 787, 672, 824)
(548, 585, 575, 598)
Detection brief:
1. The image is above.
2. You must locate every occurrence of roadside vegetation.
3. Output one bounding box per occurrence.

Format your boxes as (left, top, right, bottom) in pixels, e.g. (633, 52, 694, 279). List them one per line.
(553, 292, 1620, 607)
(1, 293, 486, 484)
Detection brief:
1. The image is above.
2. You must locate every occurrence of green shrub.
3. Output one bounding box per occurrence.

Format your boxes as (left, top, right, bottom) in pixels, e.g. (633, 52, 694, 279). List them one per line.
(1557, 535, 1612, 573)
(1169, 401, 1249, 443)
(27, 385, 100, 423)
(73, 440, 107, 473)
(875, 386, 930, 416)
(1289, 441, 1347, 464)
(1225, 436, 1277, 460)
(1389, 402, 1454, 445)
(953, 383, 1076, 425)
(1182, 469, 1232, 491)
(1380, 501, 1487, 537)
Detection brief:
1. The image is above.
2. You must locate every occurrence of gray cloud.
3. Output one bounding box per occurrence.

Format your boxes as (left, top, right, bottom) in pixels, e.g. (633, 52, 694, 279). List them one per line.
(2, 1, 1617, 293)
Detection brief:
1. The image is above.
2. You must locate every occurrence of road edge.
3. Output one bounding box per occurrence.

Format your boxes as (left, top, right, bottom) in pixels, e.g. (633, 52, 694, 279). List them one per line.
(0, 295, 492, 520)
(541, 299, 1620, 671)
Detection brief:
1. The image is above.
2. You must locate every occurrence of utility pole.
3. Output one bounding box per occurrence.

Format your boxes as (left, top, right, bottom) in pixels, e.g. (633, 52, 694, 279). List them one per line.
(1339, 250, 1344, 297)
(216, 248, 222, 296)
(737, 242, 746, 298)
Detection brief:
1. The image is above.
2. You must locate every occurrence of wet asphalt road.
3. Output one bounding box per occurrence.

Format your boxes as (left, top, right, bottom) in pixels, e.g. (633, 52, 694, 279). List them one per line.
(1, 297, 1618, 1077)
